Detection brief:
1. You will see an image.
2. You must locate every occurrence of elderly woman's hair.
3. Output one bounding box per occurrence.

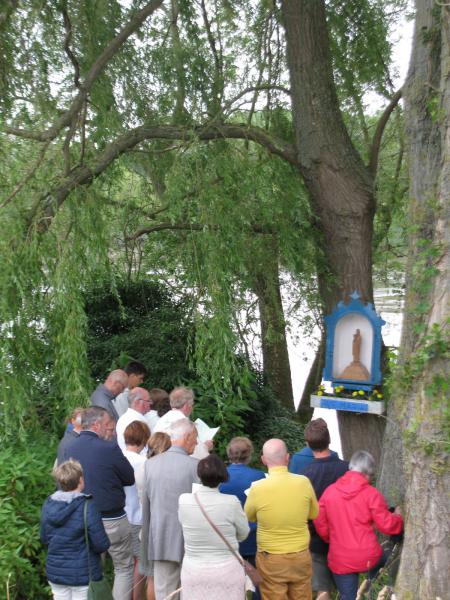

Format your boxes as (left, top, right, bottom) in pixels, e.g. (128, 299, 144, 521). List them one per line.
(169, 386, 194, 409)
(147, 432, 171, 458)
(226, 436, 254, 464)
(124, 420, 150, 447)
(304, 418, 330, 451)
(198, 454, 229, 488)
(349, 450, 376, 477)
(168, 417, 195, 441)
(52, 459, 83, 492)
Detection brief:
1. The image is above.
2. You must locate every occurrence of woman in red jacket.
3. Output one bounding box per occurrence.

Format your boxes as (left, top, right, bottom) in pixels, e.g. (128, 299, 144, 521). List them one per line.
(314, 450, 403, 600)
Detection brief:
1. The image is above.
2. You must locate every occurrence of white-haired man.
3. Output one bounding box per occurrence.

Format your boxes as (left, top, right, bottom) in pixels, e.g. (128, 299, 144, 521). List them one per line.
(141, 418, 199, 600)
(153, 386, 212, 458)
(152, 387, 195, 431)
(115, 387, 151, 452)
(245, 438, 319, 600)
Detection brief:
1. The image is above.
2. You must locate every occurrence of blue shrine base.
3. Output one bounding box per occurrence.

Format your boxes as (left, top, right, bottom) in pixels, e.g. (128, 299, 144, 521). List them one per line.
(310, 394, 385, 415)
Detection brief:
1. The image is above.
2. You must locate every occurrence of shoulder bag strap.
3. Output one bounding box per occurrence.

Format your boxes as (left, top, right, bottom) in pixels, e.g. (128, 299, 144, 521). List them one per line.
(83, 498, 93, 582)
(193, 492, 244, 567)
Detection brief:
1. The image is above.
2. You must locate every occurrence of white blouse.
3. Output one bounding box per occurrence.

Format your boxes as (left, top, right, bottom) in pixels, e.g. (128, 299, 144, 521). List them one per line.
(123, 450, 146, 525)
(178, 485, 250, 563)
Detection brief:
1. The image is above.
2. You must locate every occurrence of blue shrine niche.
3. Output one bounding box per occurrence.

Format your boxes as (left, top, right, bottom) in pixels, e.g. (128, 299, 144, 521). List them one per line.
(323, 291, 385, 392)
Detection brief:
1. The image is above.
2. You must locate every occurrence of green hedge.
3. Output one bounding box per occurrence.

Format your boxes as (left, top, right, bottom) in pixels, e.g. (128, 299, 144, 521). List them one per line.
(0, 436, 57, 600)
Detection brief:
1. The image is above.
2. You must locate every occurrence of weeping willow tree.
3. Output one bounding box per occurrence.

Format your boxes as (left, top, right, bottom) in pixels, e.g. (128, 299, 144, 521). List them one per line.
(0, 1, 408, 451)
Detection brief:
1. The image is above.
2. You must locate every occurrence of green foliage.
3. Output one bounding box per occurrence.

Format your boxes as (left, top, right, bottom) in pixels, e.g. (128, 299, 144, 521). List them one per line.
(396, 323, 450, 392)
(243, 380, 305, 457)
(0, 435, 57, 600)
(192, 368, 304, 460)
(0, 188, 111, 440)
(85, 278, 194, 388)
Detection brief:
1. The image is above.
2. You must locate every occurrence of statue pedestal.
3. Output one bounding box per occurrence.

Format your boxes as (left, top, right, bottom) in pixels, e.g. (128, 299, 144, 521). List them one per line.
(310, 394, 385, 415)
(339, 360, 370, 381)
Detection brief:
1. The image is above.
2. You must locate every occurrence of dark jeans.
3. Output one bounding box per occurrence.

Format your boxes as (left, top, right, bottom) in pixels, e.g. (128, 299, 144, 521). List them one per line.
(332, 553, 386, 600)
(243, 555, 261, 600)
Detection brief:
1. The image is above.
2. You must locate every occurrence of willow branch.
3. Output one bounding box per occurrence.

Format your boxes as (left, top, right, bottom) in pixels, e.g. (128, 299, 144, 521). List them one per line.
(127, 221, 274, 240)
(1, 141, 51, 209)
(33, 123, 297, 233)
(368, 88, 403, 176)
(61, 5, 81, 89)
(0, 0, 18, 28)
(169, 0, 187, 119)
(225, 84, 291, 117)
(4, 0, 165, 142)
(200, 0, 222, 84)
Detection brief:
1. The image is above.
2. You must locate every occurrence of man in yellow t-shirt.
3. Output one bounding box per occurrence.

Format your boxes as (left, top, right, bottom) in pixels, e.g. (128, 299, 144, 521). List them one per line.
(244, 438, 319, 600)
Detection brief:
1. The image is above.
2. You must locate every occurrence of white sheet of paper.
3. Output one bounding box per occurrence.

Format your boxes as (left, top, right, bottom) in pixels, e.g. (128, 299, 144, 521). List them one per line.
(244, 473, 269, 495)
(194, 418, 220, 443)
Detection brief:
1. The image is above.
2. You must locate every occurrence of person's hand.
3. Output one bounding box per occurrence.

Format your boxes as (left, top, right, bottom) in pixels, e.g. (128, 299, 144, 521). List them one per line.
(205, 440, 214, 451)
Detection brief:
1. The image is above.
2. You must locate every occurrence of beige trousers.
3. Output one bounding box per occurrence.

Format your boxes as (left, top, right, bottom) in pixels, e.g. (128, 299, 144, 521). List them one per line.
(256, 549, 312, 600)
(103, 516, 134, 600)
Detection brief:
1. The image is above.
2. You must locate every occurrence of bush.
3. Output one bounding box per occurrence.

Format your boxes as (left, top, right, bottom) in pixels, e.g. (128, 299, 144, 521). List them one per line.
(243, 380, 305, 459)
(85, 279, 195, 389)
(0, 436, 57, 599)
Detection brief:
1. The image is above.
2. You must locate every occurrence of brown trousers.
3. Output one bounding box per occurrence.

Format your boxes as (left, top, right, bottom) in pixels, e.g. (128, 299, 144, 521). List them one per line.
(256, 549, 312, 600)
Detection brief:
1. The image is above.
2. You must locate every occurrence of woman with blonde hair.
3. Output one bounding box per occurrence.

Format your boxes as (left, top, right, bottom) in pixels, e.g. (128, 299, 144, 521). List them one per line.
(147, 431, 171, 458)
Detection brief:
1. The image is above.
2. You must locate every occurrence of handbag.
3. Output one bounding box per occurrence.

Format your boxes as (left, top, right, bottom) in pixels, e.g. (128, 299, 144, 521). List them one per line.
(194, 493, 263, 588)
(83, 500, 114, 600)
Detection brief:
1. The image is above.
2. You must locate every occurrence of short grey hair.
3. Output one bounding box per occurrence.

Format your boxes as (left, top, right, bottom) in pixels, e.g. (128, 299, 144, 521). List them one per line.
(169, 386, 194, 409)
(107, 369, 128, 386)
(168, 418, 195, 441)
(349, 450, 376, 477)
(128, 389, 144, 406)
(81, 406, 108, 430)
(227, 437, 253, 464)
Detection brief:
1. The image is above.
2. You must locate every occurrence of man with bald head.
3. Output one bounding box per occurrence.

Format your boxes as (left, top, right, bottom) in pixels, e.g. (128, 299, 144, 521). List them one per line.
(90, 369, 128, 421)
(245, 439, 319, 600)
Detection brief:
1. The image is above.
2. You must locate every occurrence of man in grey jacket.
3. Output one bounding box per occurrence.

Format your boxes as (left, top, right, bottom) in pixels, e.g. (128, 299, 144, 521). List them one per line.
(141, 418, 199, 600)
(90, 369, 128, 422)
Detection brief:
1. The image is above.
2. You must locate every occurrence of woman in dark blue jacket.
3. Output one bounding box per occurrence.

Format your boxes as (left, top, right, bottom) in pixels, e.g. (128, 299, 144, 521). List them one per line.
(40, 459, 110, 600)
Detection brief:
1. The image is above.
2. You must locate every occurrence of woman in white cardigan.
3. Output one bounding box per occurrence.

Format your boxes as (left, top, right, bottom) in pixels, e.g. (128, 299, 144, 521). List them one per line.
(178, 454, 250, 600)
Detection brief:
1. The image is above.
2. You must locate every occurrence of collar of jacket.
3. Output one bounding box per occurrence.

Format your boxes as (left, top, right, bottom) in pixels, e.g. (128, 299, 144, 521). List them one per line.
(168, 445, 189, 456)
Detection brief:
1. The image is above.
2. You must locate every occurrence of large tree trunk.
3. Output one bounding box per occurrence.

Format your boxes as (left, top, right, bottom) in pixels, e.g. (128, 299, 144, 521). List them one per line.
(381, 2, 450, 597)
(281, 0, 383, 461)
(252, 238, 295, 410)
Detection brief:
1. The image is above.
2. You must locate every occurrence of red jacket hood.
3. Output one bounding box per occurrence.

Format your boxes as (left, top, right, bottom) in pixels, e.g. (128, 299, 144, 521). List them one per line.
(334, 470, 369, 499)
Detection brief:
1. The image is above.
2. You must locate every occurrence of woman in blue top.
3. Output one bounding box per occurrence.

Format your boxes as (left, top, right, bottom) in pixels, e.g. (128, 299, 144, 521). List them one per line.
(220, 437, 265, 599)
(40, 459, 110, 600)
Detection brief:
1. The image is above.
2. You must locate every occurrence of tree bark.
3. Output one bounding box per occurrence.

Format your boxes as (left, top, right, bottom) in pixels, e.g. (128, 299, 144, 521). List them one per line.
(252, 238, 295, 410)
(281, 0, 383, 460)
(381, 2, 449, 597)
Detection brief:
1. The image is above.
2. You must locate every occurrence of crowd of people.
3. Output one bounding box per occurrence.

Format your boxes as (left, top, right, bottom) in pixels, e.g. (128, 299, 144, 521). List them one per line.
(40, 362, 404, 600)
